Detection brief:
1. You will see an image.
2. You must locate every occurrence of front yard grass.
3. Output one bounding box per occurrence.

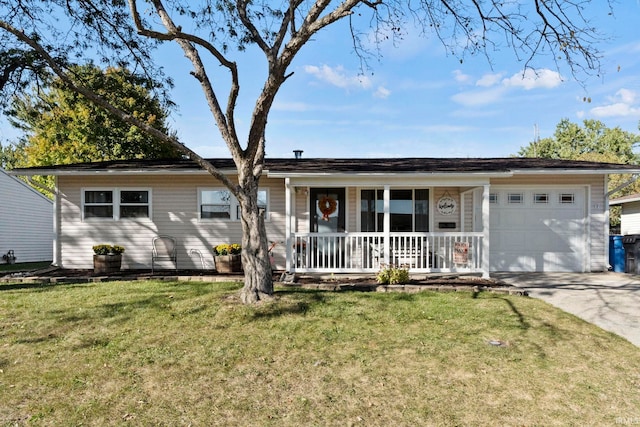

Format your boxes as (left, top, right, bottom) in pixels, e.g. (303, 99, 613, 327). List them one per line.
(0, 261, 51, 273)
(1, 279, 639, 426)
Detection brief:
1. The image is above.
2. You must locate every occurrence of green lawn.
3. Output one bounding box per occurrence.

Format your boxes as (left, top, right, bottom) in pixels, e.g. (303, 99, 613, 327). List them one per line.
(1, 279, 639, 426)
(0, 261, 51, 273)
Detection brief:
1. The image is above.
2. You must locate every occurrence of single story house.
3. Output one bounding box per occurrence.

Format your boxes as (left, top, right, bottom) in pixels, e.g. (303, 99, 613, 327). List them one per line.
(10, 157, 640, 277)
(0, 168, 53, 264)
(610, 194, 640, 235)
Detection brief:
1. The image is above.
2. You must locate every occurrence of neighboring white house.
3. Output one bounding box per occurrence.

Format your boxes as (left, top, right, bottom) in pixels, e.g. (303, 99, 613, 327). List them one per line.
(0, 168, 53, 264)
(610, 194, 640, 235)
(10, 157, 640, 276)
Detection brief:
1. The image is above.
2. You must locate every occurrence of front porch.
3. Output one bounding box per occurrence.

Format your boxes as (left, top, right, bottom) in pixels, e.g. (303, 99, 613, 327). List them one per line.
(287, 232, 487, 275)
(278, 174, 492, 277)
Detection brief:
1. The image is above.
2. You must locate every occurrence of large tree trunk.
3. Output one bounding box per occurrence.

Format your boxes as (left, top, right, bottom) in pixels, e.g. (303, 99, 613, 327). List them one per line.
(237, 180, 274, 304)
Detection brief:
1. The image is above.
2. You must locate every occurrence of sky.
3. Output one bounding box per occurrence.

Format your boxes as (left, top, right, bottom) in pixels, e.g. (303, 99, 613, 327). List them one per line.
(2, 1, 639, 160)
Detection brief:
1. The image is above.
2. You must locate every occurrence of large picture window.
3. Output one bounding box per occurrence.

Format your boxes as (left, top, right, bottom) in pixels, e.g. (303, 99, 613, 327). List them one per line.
(360, 189, 429, 232)
(83, 188, 150, 220)
(199, 188, 268, 221)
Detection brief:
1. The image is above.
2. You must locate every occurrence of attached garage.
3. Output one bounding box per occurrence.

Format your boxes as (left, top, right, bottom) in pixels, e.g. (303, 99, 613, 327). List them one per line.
(490, 186, 588, 272)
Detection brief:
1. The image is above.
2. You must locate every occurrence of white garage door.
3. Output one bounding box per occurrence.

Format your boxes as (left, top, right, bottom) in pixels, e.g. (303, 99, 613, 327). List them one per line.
(490, 187, 587, 272)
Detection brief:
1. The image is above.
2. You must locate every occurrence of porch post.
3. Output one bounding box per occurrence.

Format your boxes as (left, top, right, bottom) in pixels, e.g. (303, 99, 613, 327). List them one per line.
(482, 184, 490, 278)
(383, 185, 390, 265)
(285, 178, 292, 272)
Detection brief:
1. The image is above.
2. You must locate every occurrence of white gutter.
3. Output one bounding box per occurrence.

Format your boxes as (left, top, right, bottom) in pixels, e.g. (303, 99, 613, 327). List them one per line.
(510, 168, 640, 175)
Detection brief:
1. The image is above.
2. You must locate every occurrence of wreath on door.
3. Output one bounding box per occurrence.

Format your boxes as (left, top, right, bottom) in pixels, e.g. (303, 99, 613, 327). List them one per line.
(319, 195, 337, 221)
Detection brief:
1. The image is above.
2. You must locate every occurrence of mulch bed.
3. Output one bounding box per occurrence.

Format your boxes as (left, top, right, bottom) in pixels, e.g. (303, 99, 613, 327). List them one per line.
(0, 267, 526, 295)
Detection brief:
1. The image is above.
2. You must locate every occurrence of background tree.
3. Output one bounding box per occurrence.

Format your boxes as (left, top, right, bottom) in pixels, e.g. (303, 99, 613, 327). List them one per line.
(3, 63, 180, 189)
(518, 118, 640, 228)
(0, 1, 614, 303)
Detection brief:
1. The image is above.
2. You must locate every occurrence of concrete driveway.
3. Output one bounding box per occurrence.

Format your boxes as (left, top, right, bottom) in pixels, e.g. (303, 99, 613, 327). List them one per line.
(494, 272, 640, 347)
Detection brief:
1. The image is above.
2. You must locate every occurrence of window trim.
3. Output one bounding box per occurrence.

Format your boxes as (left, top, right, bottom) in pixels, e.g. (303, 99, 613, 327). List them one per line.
(559, 193, 575, 204)
(508, 193, 523, 204)
(82, 187, 152, 221)
(198, 187, 269, 222)
(358, 187, 430, 232)
(534, 193, 549, 204)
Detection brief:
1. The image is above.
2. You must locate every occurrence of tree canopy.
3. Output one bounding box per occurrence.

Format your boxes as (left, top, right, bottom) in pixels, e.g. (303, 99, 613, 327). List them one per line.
(4, 64, 180, 168)
(518, 119, 640, 163)
(518, 118, 640, 228)
(0, 0, 616, 302)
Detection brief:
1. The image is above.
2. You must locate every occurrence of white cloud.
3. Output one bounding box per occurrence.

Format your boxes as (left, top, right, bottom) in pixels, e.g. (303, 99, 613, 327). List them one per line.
(451, 86, 507, 107)
(502, 68, 563, 90)
(589, 89, 640, 118)
(476, 72, 503, 87)
(616, 88, 637, 104)
(591, 103, 640, 118)
(373, 86, 391, 99)
(451, 68, 563, 108)
(304, 64, 372, 90)
(453, 70, 472, 84)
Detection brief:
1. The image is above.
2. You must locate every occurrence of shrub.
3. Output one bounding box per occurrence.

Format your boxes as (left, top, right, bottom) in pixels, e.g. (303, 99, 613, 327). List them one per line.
(92, 244, 125, 255)
(213, 243, 242, 256)
(376, 265, 410, 285)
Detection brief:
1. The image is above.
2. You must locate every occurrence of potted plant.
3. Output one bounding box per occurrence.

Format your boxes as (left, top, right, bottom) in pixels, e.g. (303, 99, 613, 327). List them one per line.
(213, 243, 242, 273)
(92, 244, 125, 274)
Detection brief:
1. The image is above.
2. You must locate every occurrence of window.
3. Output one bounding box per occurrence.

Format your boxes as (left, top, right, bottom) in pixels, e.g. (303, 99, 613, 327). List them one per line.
(534, 193, 549, 204)
(508, 193, 523, 204)
(489, 193, 498, 204)
(560, 193, 575, 204)
(199, 188, 268, 221)
(84, 190, 114, 219)
(83, 188, 150, 220)
(360, 189, 429, 232)
(121, 190, 149, 218)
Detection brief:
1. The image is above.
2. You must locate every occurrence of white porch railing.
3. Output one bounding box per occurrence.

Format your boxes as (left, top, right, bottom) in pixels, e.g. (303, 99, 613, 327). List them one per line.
(289, 232, 485, 274)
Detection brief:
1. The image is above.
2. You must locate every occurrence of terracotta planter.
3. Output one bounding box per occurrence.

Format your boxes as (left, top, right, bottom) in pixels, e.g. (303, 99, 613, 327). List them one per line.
(93, 254, 122, 274)
(214, 254, 242, 273)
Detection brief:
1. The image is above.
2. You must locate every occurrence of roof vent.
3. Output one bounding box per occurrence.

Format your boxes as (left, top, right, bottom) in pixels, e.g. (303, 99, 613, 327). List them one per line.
(293, 150, 303, 159)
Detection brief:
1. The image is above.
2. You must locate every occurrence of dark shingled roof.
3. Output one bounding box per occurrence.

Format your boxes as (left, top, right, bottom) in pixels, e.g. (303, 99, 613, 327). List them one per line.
(10, 157, 640, 174)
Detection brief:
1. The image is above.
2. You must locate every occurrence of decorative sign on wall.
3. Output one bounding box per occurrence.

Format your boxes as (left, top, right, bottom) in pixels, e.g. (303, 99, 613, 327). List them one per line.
(437, 192, 457, 215)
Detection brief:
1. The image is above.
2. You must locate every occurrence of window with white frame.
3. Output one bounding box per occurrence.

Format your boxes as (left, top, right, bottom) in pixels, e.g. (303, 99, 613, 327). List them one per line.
(360, 189, 429, 232)
(508, 193, 523, 204)
(199, 188, 268, 221)
(534, 193, 549, 204)
(82, 188, 151, 220)
(559, 193, 575, 204)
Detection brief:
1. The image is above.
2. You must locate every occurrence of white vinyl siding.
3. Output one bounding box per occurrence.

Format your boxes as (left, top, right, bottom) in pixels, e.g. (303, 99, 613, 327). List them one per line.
(620, 202, 640, 235)
(0, 169, 53, 263)
(57, 175, 286, 270)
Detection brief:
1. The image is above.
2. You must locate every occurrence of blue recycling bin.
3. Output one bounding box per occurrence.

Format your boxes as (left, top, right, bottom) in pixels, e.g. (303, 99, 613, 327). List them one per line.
(609, 235, 625, 272)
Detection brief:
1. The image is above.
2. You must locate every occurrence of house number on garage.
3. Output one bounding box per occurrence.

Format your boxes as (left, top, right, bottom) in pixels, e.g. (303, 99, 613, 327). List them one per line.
(437, 196, 457, 215)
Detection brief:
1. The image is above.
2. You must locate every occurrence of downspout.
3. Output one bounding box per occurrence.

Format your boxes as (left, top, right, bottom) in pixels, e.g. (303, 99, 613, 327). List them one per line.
(26, 176, 60, 267)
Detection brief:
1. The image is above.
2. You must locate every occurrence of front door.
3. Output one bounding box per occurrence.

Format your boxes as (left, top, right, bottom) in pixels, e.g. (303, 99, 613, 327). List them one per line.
(310, 188, 346, 232)
(310, 188, 346, 268)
